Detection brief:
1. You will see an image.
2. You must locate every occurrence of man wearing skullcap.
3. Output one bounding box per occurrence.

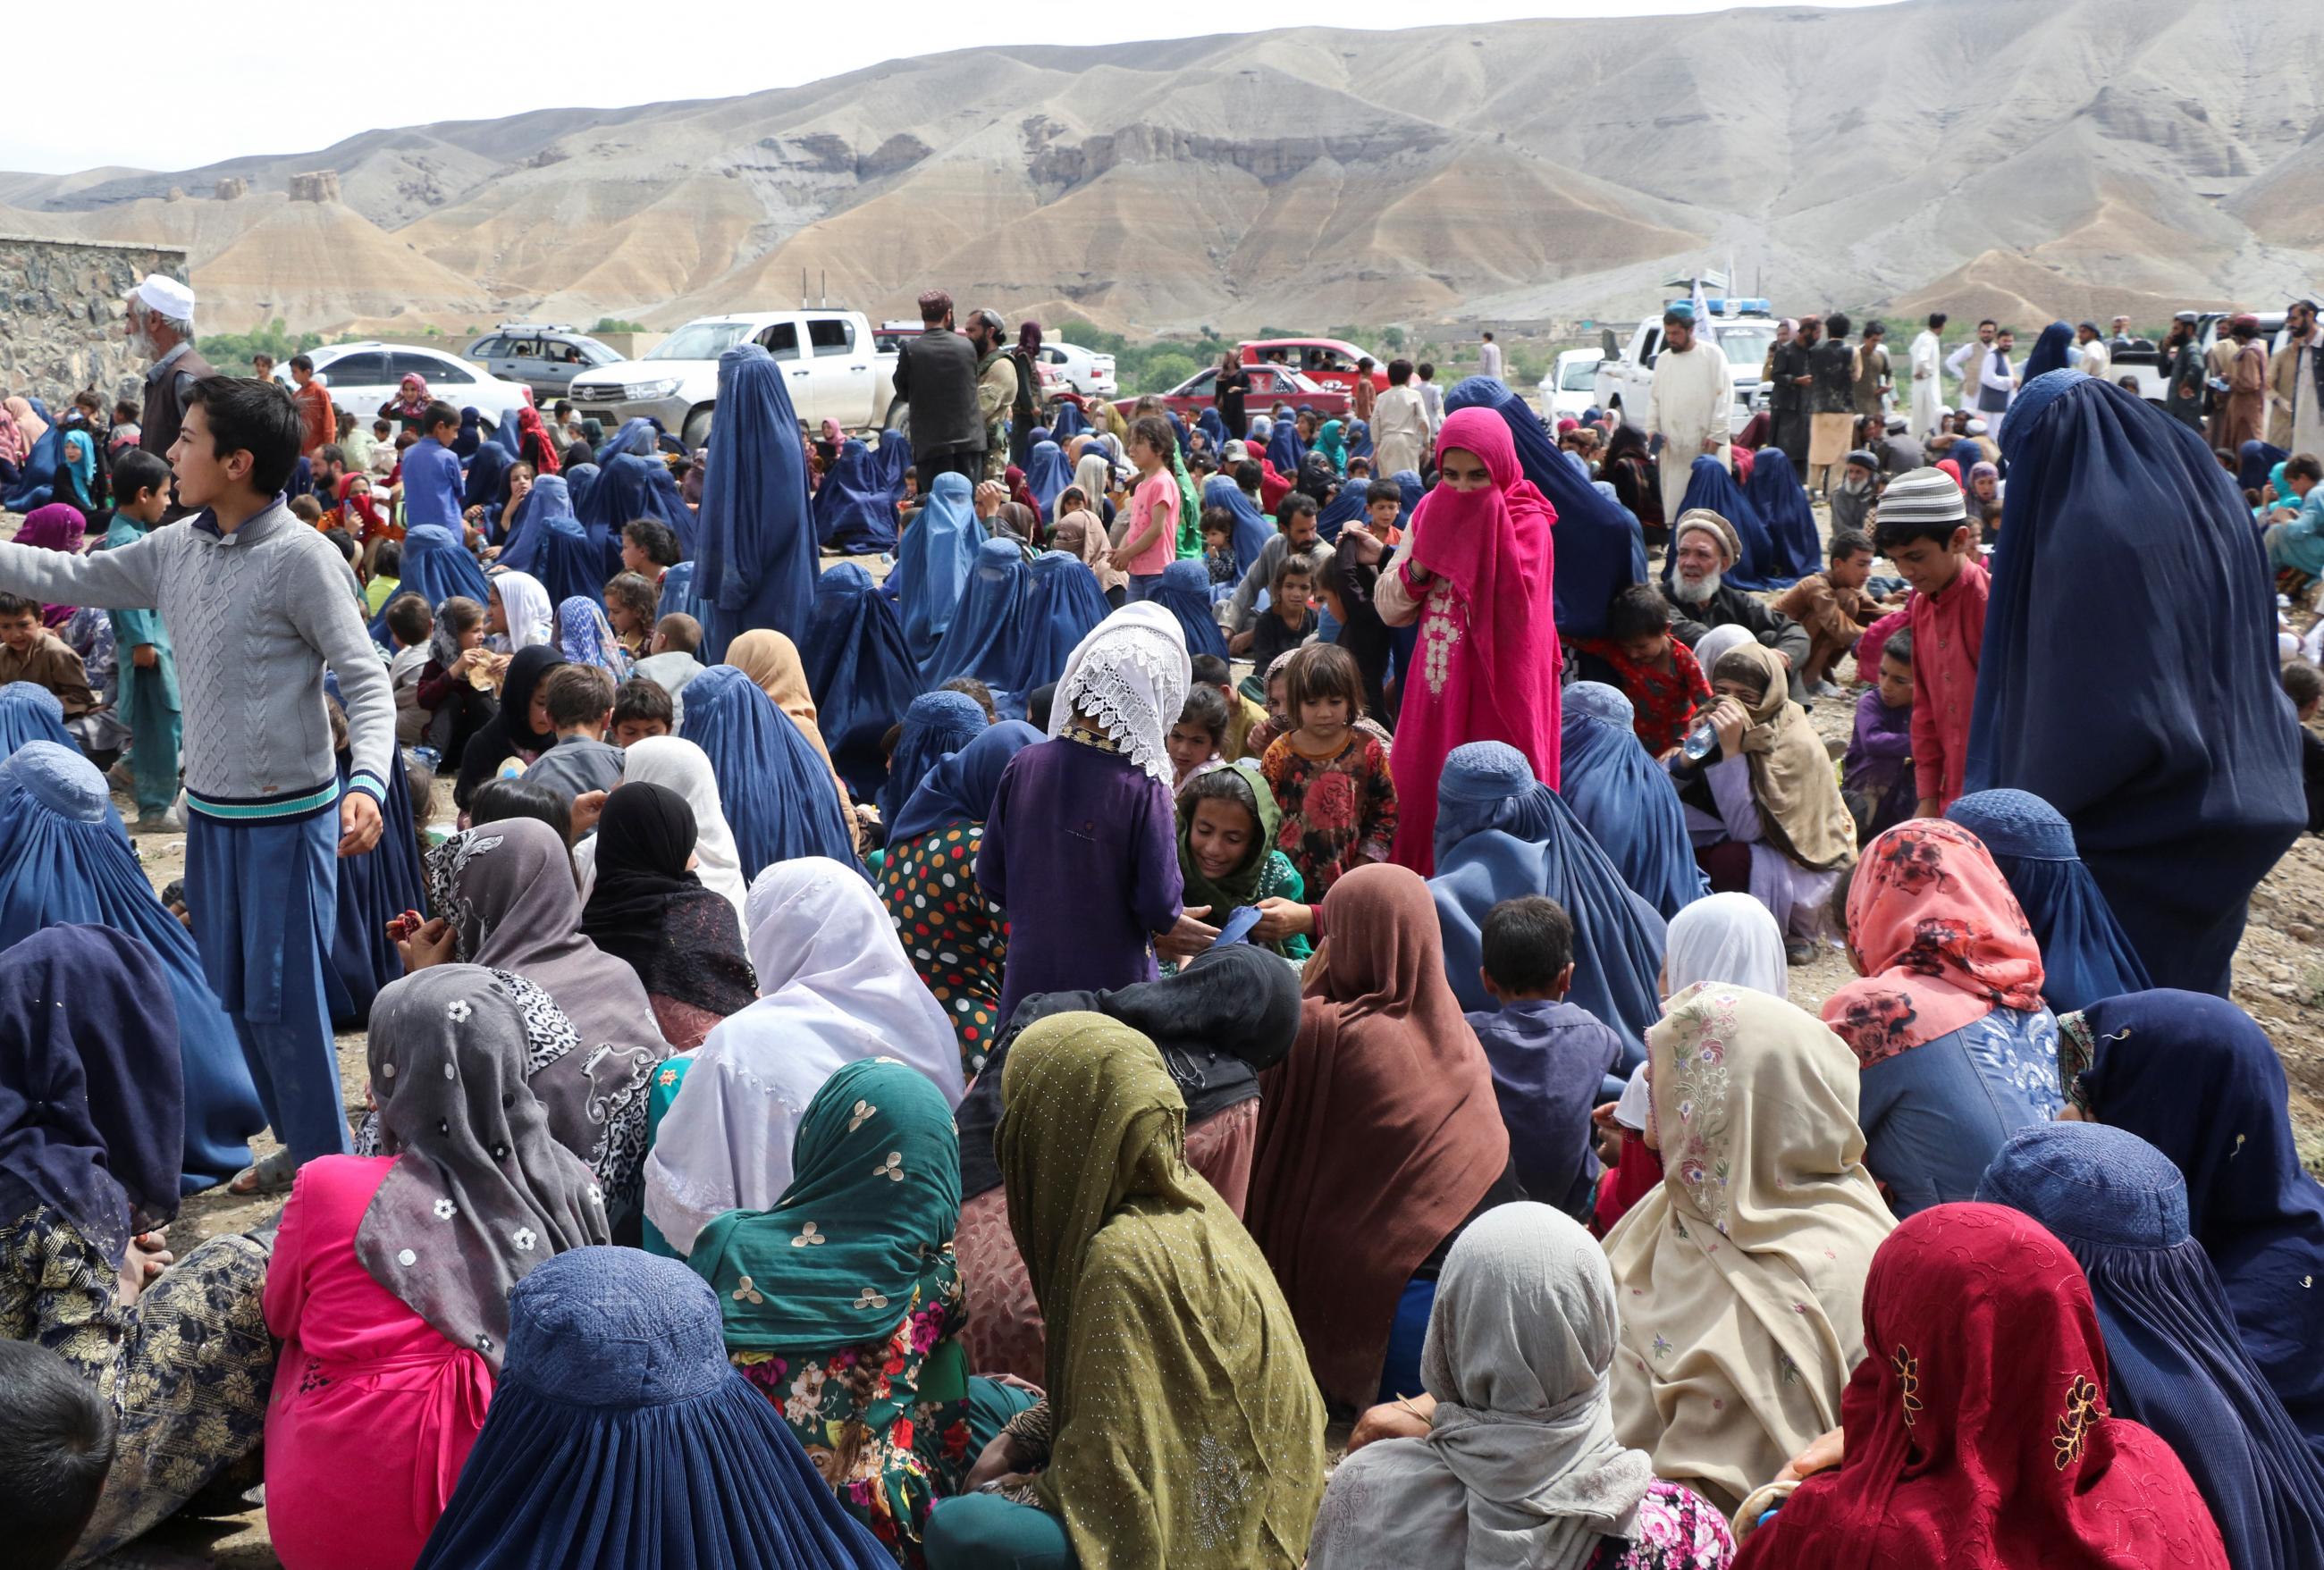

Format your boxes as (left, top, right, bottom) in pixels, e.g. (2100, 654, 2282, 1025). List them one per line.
(1646, 303, 1734, 525)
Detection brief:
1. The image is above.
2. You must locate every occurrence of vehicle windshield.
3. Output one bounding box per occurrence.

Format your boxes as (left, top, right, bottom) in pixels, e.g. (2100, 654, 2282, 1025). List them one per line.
(645, 323, 754, 362)
(1560, 359, 1601, 391)
(1713, 325, 1774, 376)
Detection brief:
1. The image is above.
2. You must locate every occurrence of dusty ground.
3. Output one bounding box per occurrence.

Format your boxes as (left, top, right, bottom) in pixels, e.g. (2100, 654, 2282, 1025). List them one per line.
(42, 494, 2324, 1565)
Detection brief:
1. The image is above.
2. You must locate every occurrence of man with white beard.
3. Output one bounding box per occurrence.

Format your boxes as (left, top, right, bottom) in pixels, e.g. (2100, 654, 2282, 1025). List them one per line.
(1665, 508, 1811, 700)
(1647, 303, 1733, 524)
(125, 274, 216, 516)
(1908, 312, 1947, 438)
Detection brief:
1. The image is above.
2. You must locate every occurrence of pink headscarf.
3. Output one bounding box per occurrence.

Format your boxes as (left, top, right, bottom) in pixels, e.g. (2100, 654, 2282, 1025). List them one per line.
(1386, 406, 1562, 872)
(0, 398, 29, 468)
(17, 504, 88, 627)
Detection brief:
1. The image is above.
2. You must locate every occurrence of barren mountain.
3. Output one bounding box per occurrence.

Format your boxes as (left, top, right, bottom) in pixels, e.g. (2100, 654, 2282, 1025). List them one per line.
(5, 0, 2320, 336)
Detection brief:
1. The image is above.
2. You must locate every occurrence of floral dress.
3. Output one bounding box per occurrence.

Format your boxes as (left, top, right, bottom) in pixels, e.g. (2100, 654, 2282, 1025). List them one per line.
(730, 1258, 980, 1568)
(878, 824, 1010, 1080)
(1595, 1478, 1737, 1568)
(1259, 730, 1398, 899)
(1, 1205, 273, 1561)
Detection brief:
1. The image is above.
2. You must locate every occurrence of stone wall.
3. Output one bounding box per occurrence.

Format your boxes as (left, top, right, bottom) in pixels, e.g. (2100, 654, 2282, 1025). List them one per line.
(0, 235, 190, 405)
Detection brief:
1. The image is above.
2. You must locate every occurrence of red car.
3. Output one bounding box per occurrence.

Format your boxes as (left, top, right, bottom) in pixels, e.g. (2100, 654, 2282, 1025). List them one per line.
(1239, 338, 1388, 395)
(1113, 364, 1350, 424)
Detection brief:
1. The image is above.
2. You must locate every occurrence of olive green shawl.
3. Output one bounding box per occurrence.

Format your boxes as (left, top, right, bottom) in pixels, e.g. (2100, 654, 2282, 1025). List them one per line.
(999, 1014, 1326, 1567)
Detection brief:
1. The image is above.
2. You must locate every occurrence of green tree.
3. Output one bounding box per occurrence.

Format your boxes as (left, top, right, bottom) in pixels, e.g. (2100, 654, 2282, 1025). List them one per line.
(1380, 326, 1407, 352)
(1139, 352, 1199, 394)
(592, 317, 649, 334)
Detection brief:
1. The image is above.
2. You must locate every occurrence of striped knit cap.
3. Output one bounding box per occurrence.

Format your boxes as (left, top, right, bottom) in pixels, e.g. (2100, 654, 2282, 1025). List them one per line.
(1878, 466, 1967, 528)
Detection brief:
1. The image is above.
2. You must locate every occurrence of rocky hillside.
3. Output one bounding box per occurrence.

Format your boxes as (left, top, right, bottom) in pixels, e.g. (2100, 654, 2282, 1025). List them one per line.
(4, 0, 2320, 334)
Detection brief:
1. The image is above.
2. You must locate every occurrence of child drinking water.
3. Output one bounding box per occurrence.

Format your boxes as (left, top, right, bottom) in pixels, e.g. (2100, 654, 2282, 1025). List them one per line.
(1260, 642, 1396, 899)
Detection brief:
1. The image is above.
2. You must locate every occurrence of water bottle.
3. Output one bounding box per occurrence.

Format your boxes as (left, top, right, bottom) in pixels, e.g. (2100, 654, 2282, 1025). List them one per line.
(1681, 716, 1720, 764)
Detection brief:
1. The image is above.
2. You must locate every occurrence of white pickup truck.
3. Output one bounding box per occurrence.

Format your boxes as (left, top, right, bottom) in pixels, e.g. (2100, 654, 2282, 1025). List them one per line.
(1596, 306, 1779, 437)
(570, 309, 897, 449)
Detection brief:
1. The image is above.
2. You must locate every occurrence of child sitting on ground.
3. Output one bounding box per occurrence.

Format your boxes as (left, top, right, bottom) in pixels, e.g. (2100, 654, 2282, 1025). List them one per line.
(522, 662, 624, 800)
(1844, 627, 1918, 844)
(602, 572, 658, 661)
(383, 594, 434, 747)
(1467, 896, 1630, 1221)
(412, 594, 494, 765)
(1772, 527, 1889, 694)
(1200, 508, 1240, 589)
(1573, 583, 1710, 757)
(1190, 652, 1267, 761)
(1165, 760, 1311, 965)
(1242, 558, 1318, 671)
(2285, 659, 2324, 835)
(1260, 642, 1397, 899)
(0, 592, 101, 749)
(610, 676, 676, 746)
(1166, 684, 1230, 793)
(363, 536, 403, 616)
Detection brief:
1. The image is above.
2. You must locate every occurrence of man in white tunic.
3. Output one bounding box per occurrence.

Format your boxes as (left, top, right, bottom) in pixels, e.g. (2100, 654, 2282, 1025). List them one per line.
(1368, 358, 1434, 479)
(1909, 312, 1947, 438)
(1646, 304, 1733, 517)
(2270, 297, 2323, 458)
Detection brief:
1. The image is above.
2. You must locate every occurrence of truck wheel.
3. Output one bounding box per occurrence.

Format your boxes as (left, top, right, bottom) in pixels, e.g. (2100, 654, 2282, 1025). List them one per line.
(682, 407, 714, 450)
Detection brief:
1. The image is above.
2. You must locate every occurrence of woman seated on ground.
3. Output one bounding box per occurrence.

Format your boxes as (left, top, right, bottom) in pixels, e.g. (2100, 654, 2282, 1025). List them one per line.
(1976, 1122, 2324, 1570)
(878, 722, 1044, 1080)
(727, 628, 864, 852)
(1944, 787, 2152, 1015)
(881, 690, 990, 828)
(686, 1061, 1033, 1567)
(264, 967, 610, 1570)
(1310, 1205, 1734, 1570)
(1822, 819, 2059, 1216)
(1729, 1204, 2228, 1570)
(570, 733, 747, 919)
(414, 1248, 895, 1570)
(681, 665, 859, 878)
(1247, 863, 1517, 1411)
(1671, 641, 1856, 961)
(949, 942, 1300, 1383)
(0, 927, 274, 1564)
(923, 1013, 1326, 1570)
(0, 741, 264, 1192)
(1558, 680, 1710, 921)
(643, 859, 966, 1258)
(2057, 989, 2324, 1457)
(1604, 981, 1893, 1515)
(408, 816, 670, 1218)
(451, 645, 566, 816)
(578, 781, 757, 1050)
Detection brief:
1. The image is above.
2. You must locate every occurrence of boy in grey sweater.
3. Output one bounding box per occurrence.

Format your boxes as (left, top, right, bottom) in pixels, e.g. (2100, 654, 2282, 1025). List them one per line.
(0, 376, 395, 1185)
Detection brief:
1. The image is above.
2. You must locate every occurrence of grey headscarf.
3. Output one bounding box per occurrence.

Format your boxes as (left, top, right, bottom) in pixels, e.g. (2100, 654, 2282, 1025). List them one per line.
(1307, 1204, 1654, 1570)
(427, 818, 670, 1206)
(356, 966, 610, 1370)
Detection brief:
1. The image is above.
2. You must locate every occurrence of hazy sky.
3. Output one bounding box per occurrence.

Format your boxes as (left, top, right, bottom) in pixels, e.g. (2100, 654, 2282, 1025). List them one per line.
(4, 0, 1900, 175)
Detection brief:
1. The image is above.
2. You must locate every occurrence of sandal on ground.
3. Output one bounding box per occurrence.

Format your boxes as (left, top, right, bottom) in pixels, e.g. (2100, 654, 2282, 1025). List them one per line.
(227, 1148, 299, 1196)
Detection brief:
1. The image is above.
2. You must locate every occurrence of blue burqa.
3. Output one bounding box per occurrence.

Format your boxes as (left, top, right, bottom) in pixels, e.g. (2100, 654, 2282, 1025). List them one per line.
(498, 475, 603, 611)
(464, 442, 513, 530)
(1266, 418, 1305, 475)
(2067, 988, 2324, 1461)
(1023, 439, 1074, 522)
(889, 471, 986, 673)
(1149, 558, 1228, 660)
(922, 539, 1035, 703)
(886, 720, 1044, 848)
(1426, 741, 1667, 1051)
(1946, 787, 2151, 1014)
(412, 1248, 894, 1570)
(1050, 401, 1089, 441)
(1202, 475, 1271, 578)
(0, 743, 263, 1191)
(2025, 320, 2076, 381)
(677, 665, 856, 879)
(1662, 454, 1785, 592)
(1741, 446, 1824, 580)
(804, 563, 924, 801)
(563, 462, 600, 518)
(871, 431, 913, 498)
(1978, 1122, 2324, 1570)
(1964, 370, 2303, 995)
(1445, 376, 1646, 636)
(1018, 552, 1111, 699)
(813, 439, 897, 555)
(595, 416, 659, 466)
(1316, 483, 1368, 542)
(1557, 683, 1709, 920)
(1196, 407, 1229, 452)
(880, 690, 989, 827)
(0, 680, 82, 758)
(582, 452, 692, 578)
(321, 673, 426, 1029)
(695, 346, 817, 664)
(1, 422, 63, 512)
(373, 525, 491, 642)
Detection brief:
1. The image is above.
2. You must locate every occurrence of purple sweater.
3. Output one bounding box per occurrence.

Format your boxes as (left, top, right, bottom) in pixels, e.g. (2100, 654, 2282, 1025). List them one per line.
(977, 735, 1183, 1020)
(1844, 687, 1916, 840)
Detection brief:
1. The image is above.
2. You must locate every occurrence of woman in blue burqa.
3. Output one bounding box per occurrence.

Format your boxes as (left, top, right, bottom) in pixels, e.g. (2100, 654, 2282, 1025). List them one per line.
(694, 347, 820, 663)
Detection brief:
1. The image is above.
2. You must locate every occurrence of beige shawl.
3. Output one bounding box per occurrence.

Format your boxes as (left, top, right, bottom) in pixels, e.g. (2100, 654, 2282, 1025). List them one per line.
(1603, 981, 1894, 1513)
(1717, 641, 1857, 873)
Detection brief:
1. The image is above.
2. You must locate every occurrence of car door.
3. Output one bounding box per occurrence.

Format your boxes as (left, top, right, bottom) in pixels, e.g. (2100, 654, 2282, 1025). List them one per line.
(754, 321, 813, 422)
(320, 350, 392, 409)
(808, 315, 872, 430)
(498, 336, 542, 390)
(1172, 367, 1219, 416)
(468, 335, 510, 381)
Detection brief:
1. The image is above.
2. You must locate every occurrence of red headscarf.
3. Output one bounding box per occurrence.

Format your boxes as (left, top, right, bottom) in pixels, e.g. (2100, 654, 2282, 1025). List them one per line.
(1935, 456, 1964, 490)
(1245, 863, 1510, 1407)
(1386, 405, 1561, 871)
(515, 397, 560, 475)
(1735, 1203, 2229, 1570)
(1822, 819, 2044, 1066)
(336, 473, 389, 542)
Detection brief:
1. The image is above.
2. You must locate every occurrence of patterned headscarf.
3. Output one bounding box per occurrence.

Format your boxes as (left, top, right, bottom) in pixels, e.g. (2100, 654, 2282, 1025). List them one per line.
(1046, 601, 1191, 785)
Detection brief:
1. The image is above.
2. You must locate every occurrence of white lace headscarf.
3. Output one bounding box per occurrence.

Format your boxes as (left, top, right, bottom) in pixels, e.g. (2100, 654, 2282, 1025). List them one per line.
(1046, 601, 1191, 785)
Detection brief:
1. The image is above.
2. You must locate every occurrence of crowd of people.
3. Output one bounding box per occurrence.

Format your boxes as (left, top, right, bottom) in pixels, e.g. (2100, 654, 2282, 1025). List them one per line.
(0, 264, 2320, 1570)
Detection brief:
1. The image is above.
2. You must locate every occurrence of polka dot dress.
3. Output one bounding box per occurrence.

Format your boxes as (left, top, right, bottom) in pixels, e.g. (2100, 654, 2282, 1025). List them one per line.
(877, 826, 1010, 1081)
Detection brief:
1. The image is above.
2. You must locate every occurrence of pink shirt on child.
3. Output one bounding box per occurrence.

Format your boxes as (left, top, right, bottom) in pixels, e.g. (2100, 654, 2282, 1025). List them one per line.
(1119, 469, 1180, 577)
(1908, 554, 1989, 809)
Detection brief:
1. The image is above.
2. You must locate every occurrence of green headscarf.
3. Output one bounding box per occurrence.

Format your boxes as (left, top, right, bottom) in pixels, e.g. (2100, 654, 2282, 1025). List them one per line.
(687, 1058, 960, 1356)
(1315, 417, 1348, 474)
(999, 1013, 1326, 1567)
(1176, 759, 1284, 914)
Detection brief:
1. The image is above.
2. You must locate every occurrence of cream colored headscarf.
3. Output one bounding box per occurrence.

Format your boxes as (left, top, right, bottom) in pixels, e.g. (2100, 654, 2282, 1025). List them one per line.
(1713, 640, 1857, 873)
(1603, 980, 1894, 1514)
(723, 629, 862, 851)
